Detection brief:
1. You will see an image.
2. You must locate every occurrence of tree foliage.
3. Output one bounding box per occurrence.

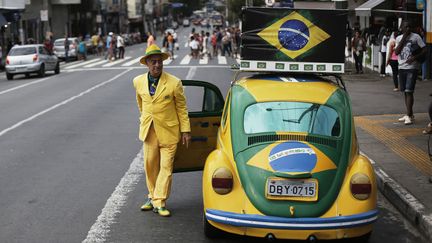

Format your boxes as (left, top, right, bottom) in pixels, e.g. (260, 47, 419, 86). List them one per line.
(228, 0, 264, 23)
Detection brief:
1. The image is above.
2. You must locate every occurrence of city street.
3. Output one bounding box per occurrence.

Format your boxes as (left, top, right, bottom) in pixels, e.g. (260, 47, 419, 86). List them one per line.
(0, 26, 428, 242)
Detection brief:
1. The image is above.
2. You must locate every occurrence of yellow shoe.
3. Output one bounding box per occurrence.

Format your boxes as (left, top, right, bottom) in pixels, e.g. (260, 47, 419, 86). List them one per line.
(140, 199, 153, 211)
(154, 207, 171, 217)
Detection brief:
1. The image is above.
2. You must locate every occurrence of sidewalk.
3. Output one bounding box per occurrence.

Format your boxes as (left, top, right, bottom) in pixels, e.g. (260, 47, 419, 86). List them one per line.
(342, 62, 432, 241)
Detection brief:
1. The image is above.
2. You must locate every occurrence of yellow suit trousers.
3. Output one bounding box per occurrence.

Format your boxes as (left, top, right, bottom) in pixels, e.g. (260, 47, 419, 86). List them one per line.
(144, 124, 177, 208)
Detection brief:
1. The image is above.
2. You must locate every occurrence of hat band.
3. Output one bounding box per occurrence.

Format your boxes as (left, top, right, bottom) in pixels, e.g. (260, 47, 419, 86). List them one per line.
(146, 50, 163, 56)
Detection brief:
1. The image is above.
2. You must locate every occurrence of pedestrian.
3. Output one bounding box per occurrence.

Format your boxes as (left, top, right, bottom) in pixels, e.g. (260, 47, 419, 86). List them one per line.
(64, 35, 70, 62)
(97, 34, 104, 56)
(386, 30, 400, 92)
(189, 36, 199, 59)
(78, 36, 87, 60)
(167, 32, 174, 59)
(117, 33, 125, 59)
(351, 30, 366, 74)
(202, 32, 211, 59)
(133, 44, 191, 217)
(380, 28, 390, 77)
(394, 20, 427, 125)
(105, 32, 113, 60)
(211, 31, 217, 57)
(147, 32, 155, 47)
(44, 38, 53, 53)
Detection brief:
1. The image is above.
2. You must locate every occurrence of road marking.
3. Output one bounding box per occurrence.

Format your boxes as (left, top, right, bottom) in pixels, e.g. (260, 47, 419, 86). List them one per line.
(199, 56, 208, 65)
(0, 76, 53, 95)
(186, 66, 197, 79)
(102, 56, 132, 67)
(180, 55, 192, 65)
(121, 57, 142, 66)
(217, 55, 227, 65)
(82, 150, 143, 243)
(163, 55, 177, 65)
(184, 42, 188, 48)
(355, 116, 432, 175)
(85, 59, 108, 68)
(0, 69, 131, 138)
(65, 58, 102, 69)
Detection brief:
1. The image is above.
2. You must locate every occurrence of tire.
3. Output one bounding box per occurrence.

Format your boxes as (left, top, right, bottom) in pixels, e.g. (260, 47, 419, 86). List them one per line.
(6, 72, 13, 80)
(54, 62, 60, 74)
(38, 64, 45, 77)
(25, 73, 30, 78)
(203, 214, 224, 238)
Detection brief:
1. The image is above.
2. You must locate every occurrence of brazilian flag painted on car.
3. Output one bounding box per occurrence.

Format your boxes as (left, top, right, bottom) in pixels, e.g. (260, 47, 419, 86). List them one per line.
(241, 8, 347, 73)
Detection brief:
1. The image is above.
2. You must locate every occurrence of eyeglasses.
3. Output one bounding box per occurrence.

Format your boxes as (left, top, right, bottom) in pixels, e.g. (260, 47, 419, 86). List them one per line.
(148, 59, 163, 65)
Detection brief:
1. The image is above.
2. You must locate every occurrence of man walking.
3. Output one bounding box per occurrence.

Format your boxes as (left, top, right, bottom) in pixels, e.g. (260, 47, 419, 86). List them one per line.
(394, 21, 426, 125)
(133, 44, 191, 217)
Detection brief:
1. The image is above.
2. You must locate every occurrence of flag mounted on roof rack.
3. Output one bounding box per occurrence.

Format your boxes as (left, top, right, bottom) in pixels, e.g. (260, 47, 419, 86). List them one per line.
(240, 7, 348, 73)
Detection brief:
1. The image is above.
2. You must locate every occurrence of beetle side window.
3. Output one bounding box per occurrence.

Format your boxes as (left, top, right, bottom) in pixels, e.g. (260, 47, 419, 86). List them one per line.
(203, 87, 224, 112)
(244, 101, 340, 137)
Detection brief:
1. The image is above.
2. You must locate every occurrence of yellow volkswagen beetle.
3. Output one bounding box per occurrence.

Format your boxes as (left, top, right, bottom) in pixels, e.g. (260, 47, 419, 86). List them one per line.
(175, 74, 377, 241)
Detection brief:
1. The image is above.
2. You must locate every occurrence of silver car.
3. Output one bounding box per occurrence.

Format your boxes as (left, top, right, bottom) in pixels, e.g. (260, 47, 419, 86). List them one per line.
(5, 44, 60, 80)
(53, 37, 79, 60)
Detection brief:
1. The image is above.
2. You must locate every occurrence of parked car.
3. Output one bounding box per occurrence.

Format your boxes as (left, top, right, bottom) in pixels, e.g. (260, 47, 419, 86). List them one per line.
(182, 19, 190, 27)
(53, 37, 79, 60)
(174, 74, 377, 241)
(5, 44, 60, 80)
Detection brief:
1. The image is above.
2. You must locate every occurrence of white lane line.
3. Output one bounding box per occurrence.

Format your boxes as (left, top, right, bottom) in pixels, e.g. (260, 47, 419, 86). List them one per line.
(102, 56, 132, 67)
(82, 150, 143, 243)
(121, 57, 142, 67)
(199, 56, 208, 65)
(163, 54, 177, 65)
(85, 59, 109, 68)
(186, 66, 197, 79)
(0, 69, 131, 138)
(217, 55, 227, 65)
(65, 58, 102, 69)
(180, 55, 192, 65)
(0, 76, 53, 95)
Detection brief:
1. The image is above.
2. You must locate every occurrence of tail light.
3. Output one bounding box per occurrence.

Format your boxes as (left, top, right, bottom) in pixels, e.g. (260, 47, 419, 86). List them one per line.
(33, 54, 38, 62)
(212, 167, 233, 195)
(6, 56, 9, 65)
(350, 173, 372, 200)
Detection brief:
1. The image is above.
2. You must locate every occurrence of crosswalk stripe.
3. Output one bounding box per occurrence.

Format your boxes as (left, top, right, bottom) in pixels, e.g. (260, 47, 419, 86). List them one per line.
(163, 55, 178, 65)
(85, 59, 108, 68)
(199, 56, 208, 65)
(102, 56, 132, 67)
(184, 42, 188, 48)
(180, 55, 192, 65)
(122, 57, 142, 67)
(217, 55, 227, 65)
(235, 58, 240, 64)
(65, 58, 102, 69)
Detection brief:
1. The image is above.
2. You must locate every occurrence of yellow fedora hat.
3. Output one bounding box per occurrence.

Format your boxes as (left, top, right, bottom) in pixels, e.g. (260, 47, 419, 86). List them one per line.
(140, 44, 169, 65)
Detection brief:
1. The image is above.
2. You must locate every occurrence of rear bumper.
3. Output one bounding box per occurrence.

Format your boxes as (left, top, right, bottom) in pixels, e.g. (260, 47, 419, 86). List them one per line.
(6, 63, 41, 74)
(205, 209, 378, 230)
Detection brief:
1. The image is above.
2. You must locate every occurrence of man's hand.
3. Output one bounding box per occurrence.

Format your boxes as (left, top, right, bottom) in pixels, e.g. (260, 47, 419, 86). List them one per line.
(182, 132, 191, 148)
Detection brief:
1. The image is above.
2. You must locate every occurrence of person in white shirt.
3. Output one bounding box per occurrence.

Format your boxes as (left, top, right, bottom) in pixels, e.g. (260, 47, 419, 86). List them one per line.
(117, 34, 125, 59)
(394, 20, 426, 125)
(189, 36, 199, 59)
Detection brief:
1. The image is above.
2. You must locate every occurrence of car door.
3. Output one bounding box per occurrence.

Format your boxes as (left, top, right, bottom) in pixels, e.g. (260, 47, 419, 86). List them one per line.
(173, 80, 225, 172)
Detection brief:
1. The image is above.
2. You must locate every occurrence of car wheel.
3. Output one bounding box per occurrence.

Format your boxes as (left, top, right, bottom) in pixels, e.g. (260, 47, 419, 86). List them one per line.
(6, 72, 13, 80)
(25, 73, 30, 78)
(38, 64, 45, 77)
(54, 62, 60, 74)
(203, 214, 223, 238)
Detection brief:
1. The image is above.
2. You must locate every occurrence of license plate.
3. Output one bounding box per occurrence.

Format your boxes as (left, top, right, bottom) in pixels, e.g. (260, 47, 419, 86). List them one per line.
(266, 178, 318, 201)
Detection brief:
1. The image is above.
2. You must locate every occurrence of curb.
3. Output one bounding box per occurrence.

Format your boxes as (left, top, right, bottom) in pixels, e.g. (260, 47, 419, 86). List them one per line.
(361, 151, 432, 241)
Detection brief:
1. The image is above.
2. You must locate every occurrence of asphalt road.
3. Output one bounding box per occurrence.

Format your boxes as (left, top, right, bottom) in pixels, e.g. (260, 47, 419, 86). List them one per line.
(0, 26, 427, 243)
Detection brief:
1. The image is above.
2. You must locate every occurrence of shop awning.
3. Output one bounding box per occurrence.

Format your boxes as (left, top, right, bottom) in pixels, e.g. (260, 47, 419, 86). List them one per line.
(355, 0, 386, 17)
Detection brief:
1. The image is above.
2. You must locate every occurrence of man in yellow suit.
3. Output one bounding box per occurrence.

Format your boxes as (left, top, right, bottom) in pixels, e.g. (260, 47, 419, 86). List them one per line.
(133, 44, 191, 217)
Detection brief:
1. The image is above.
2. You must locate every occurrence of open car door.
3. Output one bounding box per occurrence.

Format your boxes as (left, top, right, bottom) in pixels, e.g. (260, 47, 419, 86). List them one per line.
(174, 80, 225, 172)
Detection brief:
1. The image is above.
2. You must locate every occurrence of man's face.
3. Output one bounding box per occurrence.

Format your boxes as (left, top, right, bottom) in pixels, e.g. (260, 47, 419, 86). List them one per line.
(402, 22, 411, 34)
(146, 54, 163, 77)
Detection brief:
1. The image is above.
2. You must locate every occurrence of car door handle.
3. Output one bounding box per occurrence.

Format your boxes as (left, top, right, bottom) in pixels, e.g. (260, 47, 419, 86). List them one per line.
(191, 136, 208, 142)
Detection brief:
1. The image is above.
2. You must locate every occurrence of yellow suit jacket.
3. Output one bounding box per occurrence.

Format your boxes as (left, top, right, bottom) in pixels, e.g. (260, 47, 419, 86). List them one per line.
(133, 71, 191, 144)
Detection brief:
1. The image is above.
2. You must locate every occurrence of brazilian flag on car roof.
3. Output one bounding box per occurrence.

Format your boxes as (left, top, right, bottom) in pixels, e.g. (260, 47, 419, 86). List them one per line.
(241, 8, 347, 63)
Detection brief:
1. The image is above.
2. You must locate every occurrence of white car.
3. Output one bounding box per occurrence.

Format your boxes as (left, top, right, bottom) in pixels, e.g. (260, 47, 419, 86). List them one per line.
(5, 44, 60, 80)
(53, 37, 79, 60)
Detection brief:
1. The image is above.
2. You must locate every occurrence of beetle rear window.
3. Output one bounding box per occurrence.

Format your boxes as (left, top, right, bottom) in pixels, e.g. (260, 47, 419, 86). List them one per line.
(9, 47, 37, 56)
(244, 101, 340, 137)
